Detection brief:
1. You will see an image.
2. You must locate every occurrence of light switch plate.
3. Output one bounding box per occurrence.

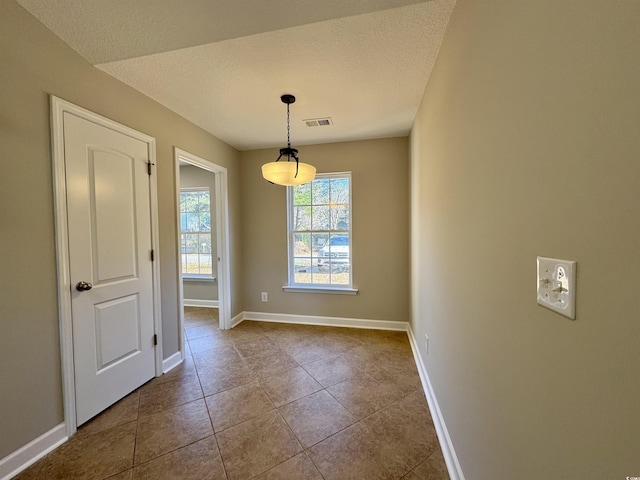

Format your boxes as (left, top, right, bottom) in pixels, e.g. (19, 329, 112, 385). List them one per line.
(537, 256, 576, 319)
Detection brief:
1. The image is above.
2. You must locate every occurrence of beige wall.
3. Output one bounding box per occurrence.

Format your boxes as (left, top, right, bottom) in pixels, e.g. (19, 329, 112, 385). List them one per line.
(180, 165, 219, 302)
(410, 1, 640, 479)
(240, 138, 409, 321)
(0, 0, 242, 459)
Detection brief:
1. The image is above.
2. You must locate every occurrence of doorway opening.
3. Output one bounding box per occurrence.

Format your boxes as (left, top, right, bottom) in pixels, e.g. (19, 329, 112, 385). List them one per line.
(174, 148, 232, 361)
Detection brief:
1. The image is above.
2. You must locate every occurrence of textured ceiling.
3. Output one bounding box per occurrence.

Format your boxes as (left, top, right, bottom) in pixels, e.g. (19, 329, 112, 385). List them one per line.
(15, 0, 455, 150)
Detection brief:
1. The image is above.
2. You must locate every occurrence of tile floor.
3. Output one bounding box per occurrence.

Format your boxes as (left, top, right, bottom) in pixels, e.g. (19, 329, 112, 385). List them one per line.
(14, 307, 449, 480)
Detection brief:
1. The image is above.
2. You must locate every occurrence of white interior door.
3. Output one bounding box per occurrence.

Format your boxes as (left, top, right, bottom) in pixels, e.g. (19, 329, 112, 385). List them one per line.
(63, 112, 156, 425)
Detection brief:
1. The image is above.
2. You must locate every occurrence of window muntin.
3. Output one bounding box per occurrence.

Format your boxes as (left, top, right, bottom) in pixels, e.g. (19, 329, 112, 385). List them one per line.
(288, 173, 352, 288)
(179, 188, 212, 278)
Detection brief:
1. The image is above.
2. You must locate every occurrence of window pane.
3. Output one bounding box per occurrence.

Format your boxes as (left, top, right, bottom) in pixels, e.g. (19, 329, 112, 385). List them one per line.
(184, 233, 198, 253)
(199, 211, 211, 231)
(293, 183, 311, 206)
(293, 233, 311, 257)
(185, 213, 199, 232)
(198, 233, 211, 253)
(330, 205, 349, 230)
(330, 177, 349, 203)
(198, 252, 212, 274)
(312, 206, 331, 231)
(183, 192, 198, 211)
(312, 178, 330, 205)
(311, 232, 329, 257)
(294, 258, 313, 284)
(329, 263, 350, 285)
(293, 206, 311, 231)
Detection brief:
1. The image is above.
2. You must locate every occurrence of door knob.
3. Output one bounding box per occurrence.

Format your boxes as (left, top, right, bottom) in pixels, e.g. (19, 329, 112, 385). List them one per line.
(75, 281, 93, 292)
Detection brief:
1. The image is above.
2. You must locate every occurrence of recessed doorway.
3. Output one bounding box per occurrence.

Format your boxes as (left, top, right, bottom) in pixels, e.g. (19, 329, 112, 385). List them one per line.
(174, 148, 232, 361)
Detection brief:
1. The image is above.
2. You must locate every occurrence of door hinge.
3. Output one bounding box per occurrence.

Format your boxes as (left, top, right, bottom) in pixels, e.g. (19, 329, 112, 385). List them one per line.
(153, 334, 158, 346)
(147, 161, 155, 175)
(150, 249, 155, 261)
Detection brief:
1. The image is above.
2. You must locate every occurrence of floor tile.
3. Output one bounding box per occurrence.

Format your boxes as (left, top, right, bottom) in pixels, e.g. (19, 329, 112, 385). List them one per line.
(327, 373, 404, 419)
(21, 308, 445, 480)
(197, 361, 256, 396)
(359, 391, 440, 474)
(234, 336, 281, 359)
(302, 352, 363, 387)
(260, 366, 323, 407)
(283, 336, 343, 364)
(105, 470, 133, 480)
(308, 422, 400, 480)
(426, 449, 450, 478)
(185, 323, 220, 340)
(192, 345, 243, 371)
(40, 421, 136, 480)
(216, 410, 302, 480)
(243, 350, 299, 379)
(132, 435, 226, 480)
(138, 372, 203, 417)
(279, 390, 356, 447)
(78, 390, 140, 436)
(183, 307, 218, 326)
(219, 323, 267, 345)
(134, 399, 213, 465)
(151, 356, 197, 385)
(336, 345, 380, 372)
(205, 381, 274, 432)
(408, 449, 450, 480)
(253, 452, 323, 480)
(188, 334, 234, 354)
(370, 364, 423, 396)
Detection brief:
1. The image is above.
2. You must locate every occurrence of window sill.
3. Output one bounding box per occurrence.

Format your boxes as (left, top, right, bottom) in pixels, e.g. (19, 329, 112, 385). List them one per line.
(282, 285, 358, 295)
(183, 276, 216, 283)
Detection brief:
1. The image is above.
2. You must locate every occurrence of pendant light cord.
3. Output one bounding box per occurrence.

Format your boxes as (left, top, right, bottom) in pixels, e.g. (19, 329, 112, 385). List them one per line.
(287, 102, 291, 149)
(287, 102, 299, 176)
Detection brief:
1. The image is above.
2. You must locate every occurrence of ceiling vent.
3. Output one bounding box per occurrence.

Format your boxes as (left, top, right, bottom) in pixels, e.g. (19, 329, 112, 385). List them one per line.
(303, 117, 333, 127)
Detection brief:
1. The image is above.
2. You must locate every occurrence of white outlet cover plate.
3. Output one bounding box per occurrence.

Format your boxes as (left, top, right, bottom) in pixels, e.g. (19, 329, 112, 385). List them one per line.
(537, 256, 576, 319)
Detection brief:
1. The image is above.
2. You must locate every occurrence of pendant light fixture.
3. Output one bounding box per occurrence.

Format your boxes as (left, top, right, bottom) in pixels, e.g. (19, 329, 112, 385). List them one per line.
(262, 94, 316, 186)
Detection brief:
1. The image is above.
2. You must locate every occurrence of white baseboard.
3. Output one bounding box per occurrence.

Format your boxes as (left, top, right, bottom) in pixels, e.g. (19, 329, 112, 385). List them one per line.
(230, 311, 244, 329)
(242, 311, 409, 331)
(407, 326, 466, 480)
(0, 423, 67, 480)
(183, 299, 219, 308)
(162, 350, 183, 374)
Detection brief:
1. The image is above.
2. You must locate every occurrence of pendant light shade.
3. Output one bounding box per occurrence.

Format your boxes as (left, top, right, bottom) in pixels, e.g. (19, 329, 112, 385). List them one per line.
(262, 94, 316, 186)
(262, 160, 316, 186)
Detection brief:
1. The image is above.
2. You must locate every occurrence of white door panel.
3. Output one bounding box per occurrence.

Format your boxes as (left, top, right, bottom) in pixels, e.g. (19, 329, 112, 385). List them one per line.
(94, 294, 141, 371)
(63, 112, 155, 425)
(91, 149, 139, 283)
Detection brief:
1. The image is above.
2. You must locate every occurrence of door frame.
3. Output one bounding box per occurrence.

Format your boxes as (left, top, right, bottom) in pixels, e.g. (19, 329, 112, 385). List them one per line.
(50, 96, 163, 436)
(174, 148, 232, 344)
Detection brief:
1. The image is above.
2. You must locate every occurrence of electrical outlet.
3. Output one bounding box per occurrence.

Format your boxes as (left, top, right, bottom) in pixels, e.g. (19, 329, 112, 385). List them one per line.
(537, 256, 576, 319)
(261, 292, 268, 302)
(424, 334, 429, 355)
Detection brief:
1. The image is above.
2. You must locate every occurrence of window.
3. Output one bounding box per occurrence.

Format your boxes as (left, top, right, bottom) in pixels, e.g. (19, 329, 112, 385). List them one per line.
(287, 173, 354, 290)
(179, 188, 212, 278)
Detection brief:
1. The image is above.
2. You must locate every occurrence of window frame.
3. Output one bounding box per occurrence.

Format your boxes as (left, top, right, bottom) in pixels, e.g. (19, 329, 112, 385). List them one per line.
(179, 187, 214, 280)
(285, 172, 357, 294)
